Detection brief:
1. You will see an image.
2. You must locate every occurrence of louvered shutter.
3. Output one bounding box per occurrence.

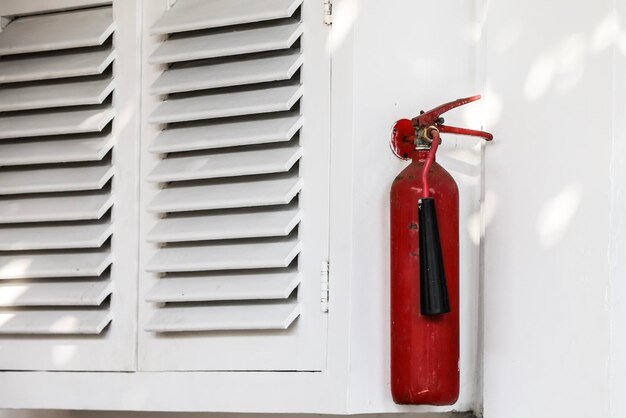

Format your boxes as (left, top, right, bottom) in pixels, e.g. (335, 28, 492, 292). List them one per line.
(0, 0, 139, 371)
(139, 0, 331, 370)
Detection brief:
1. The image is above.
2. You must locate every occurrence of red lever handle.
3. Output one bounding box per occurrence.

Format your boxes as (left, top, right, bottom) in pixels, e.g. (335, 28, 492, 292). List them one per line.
(413, 95, 482, 127)
(390, 95, 493, 160)
(438, 124, 493, 141)
(413, 95, 492, 141)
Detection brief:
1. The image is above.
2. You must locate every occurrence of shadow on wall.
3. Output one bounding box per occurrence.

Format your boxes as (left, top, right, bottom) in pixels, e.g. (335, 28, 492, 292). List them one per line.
(482, 7, 626, 242)
(480, 0, 625, 417)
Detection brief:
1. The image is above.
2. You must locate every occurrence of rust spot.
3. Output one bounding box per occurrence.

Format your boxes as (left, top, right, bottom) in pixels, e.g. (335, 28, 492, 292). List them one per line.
(408, 223, 418, 229)
(410, 252, 418, 257)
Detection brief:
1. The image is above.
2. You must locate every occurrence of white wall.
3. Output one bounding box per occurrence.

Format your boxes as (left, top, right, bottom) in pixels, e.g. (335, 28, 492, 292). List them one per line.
(1, 0, 624, 416)
(610, 3, 626, 418)
(483, 0, 620, 417)
(341, 0, 485, 413)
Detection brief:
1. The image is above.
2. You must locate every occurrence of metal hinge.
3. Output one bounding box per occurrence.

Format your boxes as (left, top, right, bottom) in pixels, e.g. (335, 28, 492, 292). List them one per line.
(320, 261, 330, 312)
(323, 0, 333, 25)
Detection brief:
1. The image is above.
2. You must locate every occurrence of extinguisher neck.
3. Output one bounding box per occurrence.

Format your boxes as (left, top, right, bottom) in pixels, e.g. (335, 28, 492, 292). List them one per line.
(413, 149, 431, 163)
(415, 129, 434, 151)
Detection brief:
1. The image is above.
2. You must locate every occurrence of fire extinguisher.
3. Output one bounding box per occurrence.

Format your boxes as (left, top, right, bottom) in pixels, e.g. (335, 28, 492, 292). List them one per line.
(390, 95, 493, 405)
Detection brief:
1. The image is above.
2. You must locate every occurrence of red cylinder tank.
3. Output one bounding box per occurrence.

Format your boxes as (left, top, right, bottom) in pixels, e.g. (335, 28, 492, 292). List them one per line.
(390, 149, 460, 405)
(388, 96, 492, 406)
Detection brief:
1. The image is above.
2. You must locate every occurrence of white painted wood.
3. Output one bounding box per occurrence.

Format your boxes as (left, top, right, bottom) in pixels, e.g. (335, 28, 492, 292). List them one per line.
(0, 164, 114, 195)
(0, 106, 115, 139)
(0, 134, 114, 167)
(0, 222, 113, 251)
(145, 237, 301, 273)
(148, 143, 302, 182)
(0, 309, 111, 334)
(0, 7, 114, 56)
(0, 192, 113, 224)
(147, 206, 301, 243)
(145, 270, 300, 302)
(0, 77, 115, 112)
(0, 251, 111, 280)
(0, 48, 115, 84)
(151, 0, 303, 34)
(150, 50, 303, 94)
(144, 300, 300, 332)
(149, 113, 302, 153)
(149, 83, 302, 125)
(0, 0, 140, 373)
(0, 280, 112, 306)
(138, 0, 331, 373)
(148, 175, 302, 213)
(149, 19, 302, 64)
(1, 0, 112, 17)
(0, 372, 342, 412)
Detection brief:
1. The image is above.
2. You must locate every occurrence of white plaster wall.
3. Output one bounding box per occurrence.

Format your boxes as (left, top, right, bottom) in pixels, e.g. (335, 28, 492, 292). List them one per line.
(343, 0, 484, 413)
(1, 0, 624, 416)
(482, 0, 619, 417)
(610, 3, 626, 418)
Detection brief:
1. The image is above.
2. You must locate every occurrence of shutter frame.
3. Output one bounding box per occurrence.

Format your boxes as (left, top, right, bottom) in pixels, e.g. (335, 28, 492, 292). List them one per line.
(0, 0, 140, 371)
(138, 0, 331, 371)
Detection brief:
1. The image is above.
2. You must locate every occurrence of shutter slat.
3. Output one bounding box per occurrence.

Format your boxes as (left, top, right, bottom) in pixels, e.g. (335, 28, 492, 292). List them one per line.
(150, 113, 302, 153)
(0, 77, 114, 112)
(0, 134, 114, 167)
(0, 192, 113, 224)
(0, 48, 115, 84)
(142, 0, 319, 343)
(0, 165, 114, 195)
(0, 309, 111, 334)
(0, 106, 115, 140)
(0, 251, 112, 280)
(146, 270, 300, 302)
(0, 280, 112, 307)
(0, 7, 114, 56)
(149, 83, 302, 124)
(148, 175, 301, 213)
(146, 237, 301, 273)
(0, 222, 113, 251)
(144, 300, 300, 332)
(148, 143, 302, 183)
(148, 206, 300, 243)
(0, 4, 122, 354)
(0, 0, 113, 17)
(149, 19, 302, 65)
(151, 0, 303, 35)
(150, 50, 303, 95)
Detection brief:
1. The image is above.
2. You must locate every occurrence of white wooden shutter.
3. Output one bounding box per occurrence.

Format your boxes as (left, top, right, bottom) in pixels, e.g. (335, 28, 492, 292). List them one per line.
(0, 0, 140, 371)
(139, 0, 331, 370)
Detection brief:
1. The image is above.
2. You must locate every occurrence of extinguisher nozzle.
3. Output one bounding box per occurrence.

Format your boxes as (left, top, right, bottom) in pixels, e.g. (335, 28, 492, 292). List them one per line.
(419, 198, 451, 316)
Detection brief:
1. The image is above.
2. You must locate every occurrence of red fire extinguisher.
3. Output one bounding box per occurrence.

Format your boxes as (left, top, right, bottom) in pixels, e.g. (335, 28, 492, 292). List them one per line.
(390, 96, 493, 405)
